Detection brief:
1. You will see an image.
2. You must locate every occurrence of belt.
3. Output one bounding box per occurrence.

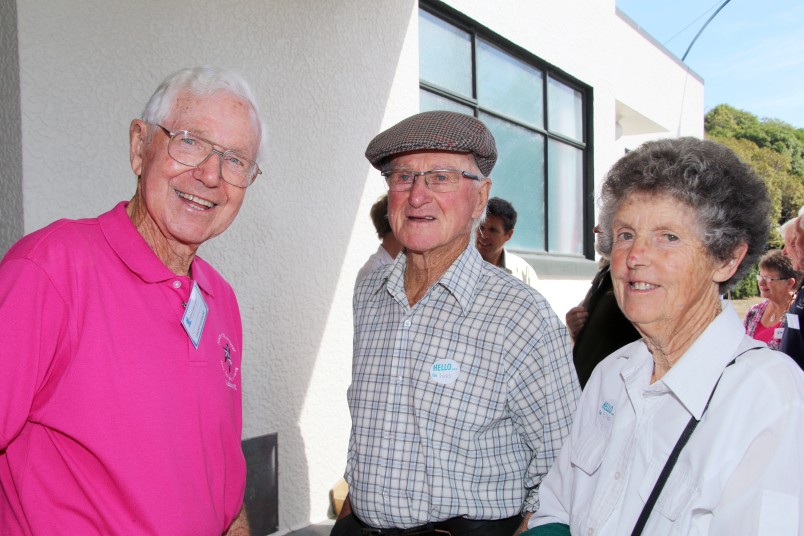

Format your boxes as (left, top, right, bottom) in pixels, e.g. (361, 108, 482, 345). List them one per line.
(356, 514, 519, 535)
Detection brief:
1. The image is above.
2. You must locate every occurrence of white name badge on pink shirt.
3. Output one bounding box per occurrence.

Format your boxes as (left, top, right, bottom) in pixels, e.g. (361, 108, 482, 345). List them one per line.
(182, 281, 208, 348)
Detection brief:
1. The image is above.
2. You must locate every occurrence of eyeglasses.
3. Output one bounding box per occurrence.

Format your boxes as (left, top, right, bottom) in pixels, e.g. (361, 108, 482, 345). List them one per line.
(757, 274, 789, 282)
(155, 124, 261, 188)
(381, 169, 480, 193)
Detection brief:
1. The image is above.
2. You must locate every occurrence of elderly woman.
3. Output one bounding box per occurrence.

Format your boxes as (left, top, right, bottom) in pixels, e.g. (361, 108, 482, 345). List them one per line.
(744, 250, 799, 349)
(525, 138, 803, 535)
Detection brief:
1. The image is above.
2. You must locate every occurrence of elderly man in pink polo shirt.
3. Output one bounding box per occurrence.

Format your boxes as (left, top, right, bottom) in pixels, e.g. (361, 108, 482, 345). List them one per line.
(0, 67, 264, 535)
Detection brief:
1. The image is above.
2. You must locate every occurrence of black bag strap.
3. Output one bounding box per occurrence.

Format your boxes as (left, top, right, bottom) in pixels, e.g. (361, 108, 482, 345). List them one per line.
(630, 346, 760, 536)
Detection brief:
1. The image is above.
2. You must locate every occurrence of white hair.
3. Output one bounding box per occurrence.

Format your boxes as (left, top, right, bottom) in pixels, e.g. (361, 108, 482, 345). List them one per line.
(141, 66, 266, 162)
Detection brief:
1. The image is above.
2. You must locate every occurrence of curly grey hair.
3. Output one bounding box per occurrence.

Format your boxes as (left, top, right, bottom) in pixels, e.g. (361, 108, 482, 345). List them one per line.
(596, 137, 770, 293)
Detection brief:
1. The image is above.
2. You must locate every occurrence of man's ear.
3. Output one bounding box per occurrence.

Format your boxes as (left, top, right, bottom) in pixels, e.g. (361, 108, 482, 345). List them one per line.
(714, 242, 748, 283)
(472, 179, 491, 220)
(129, 119, 148, 176)
(503, 228, 514, 244)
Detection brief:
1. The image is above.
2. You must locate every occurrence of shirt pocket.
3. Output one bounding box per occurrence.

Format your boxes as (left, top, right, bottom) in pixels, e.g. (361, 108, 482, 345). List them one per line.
(638, 459, 697, 521)
(570, 421, 611, 476)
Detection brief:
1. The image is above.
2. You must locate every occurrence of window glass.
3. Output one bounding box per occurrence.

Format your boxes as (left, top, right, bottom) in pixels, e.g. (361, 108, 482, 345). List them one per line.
(419, 7, 588, 257)
(477, 40, 543, 128)
(547, 140, 583, 254)
(481, 112, 545, 251)
(547, 77, 583, 142)
(420, 90, 474, 114)
(419, 10, 473, 98)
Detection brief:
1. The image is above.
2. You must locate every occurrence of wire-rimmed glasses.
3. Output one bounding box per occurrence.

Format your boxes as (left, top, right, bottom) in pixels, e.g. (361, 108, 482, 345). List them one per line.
(155, 124, 261, 188)
(381, 169, 480, 193)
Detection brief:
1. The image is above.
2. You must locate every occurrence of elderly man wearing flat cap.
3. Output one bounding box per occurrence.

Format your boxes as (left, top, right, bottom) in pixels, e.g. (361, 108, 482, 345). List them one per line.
(333, 111, 580, 536)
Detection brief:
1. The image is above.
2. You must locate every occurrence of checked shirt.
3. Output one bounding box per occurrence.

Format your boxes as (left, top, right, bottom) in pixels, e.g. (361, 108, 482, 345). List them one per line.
(346, 245, 579, 529)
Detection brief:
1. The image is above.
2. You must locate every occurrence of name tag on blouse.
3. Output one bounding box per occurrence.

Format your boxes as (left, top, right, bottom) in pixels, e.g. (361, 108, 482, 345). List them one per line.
(774, 327, 785, 340)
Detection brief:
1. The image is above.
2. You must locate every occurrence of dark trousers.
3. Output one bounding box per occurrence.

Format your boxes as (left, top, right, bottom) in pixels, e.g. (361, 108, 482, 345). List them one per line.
(330, 513, 521, 536)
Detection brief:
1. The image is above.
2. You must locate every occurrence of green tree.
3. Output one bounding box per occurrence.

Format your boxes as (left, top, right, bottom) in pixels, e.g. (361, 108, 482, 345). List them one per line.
(705, 105, 804, 299)
(706, 104, 804, 231)
(707, 135, 804, 248)
(706, 104, 804, 179)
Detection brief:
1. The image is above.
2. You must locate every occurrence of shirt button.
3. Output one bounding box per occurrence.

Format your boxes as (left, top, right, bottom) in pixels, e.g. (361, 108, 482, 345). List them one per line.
(615, 472, 621, 480)
(403, 319, 411, 327)
(588, 529, 594, 536)
(172, 280, 181, 289)
(397, 376, 403, 384)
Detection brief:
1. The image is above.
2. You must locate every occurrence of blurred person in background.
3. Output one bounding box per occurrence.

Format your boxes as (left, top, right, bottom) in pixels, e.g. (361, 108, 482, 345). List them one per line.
(744, 250, 799, 350)
(355, 194, 402, 284)
(476, 196, 540, 289)
(780, 211, 804, 368)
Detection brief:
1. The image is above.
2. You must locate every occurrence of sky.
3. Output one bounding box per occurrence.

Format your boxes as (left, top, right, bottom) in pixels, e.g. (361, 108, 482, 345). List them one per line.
(616, 0, 804, 128)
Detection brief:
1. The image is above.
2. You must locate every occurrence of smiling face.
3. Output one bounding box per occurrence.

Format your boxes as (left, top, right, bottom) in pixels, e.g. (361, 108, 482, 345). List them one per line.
(609, 192, 740, 344)
(386, 151, 490, 263)
(757, 267, 795, 304)
(476, 214, 513, 265)
(128, 91, 260, 269)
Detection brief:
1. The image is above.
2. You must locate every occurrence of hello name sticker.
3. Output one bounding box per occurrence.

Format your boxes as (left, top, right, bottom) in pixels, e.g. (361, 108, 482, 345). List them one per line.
(430, 359, 461, 385)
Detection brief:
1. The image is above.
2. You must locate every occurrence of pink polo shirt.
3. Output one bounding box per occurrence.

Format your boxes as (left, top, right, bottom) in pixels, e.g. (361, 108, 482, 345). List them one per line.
(0, 202, 246, 535)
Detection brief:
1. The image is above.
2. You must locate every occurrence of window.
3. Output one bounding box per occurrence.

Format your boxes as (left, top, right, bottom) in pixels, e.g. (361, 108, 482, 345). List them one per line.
(419, 5, 592, 257)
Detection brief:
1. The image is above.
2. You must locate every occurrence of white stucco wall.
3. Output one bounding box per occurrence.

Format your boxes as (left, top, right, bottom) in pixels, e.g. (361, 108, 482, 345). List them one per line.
(9, 0, 702, 532)
(0, 0, 23, 255)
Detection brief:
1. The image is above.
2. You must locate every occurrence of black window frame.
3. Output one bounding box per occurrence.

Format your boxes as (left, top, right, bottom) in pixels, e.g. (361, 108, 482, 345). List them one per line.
(419, 0, 596, 261)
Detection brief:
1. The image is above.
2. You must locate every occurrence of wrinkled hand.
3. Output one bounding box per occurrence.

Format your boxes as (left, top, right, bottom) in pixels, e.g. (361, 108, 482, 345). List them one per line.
(565, 306, 589, 341)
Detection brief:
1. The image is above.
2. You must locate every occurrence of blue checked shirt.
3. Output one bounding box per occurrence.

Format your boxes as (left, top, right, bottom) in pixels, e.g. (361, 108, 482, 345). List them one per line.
(346, 245, 579, 529)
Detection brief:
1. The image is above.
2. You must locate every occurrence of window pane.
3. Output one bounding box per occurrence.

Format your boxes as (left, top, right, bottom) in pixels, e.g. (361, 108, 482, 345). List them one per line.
(547, 77, 583, 142)
(419, 10, 473, 98)
(419, 89, 474, 114)
(480, 113, 545, 251)
(547, 140, 583, 254)
(477, 40, 543, 128)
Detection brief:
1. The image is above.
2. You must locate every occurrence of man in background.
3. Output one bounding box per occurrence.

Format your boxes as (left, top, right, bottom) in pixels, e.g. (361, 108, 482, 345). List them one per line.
(476, 196, 539, 289)
(781, 211, 804, 368)
(355, 194, 402, 284)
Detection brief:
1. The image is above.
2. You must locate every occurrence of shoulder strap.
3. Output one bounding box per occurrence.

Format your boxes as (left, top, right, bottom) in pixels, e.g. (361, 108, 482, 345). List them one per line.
(630, 346, 760, 536)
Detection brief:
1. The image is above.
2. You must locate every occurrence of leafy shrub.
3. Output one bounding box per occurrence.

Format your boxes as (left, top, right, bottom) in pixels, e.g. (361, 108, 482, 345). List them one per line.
(728, 264, 759, 300)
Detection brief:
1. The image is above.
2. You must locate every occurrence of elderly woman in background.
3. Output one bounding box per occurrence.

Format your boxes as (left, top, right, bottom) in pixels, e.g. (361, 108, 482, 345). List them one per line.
(744, 250, 799, 350)
(525, 137, 803, 535)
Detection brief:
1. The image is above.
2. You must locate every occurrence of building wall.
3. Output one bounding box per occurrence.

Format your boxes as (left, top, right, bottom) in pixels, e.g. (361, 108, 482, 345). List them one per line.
(9, 0, 702, 532)
(0, 0, 23, 255)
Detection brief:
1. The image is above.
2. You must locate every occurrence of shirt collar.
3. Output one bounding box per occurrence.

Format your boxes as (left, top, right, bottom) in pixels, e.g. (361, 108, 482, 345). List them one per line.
(498, 248, 512, 273)
(383, 244, 483, 313)
(658, 301, 747, 419)
(98, 201, 214, 295)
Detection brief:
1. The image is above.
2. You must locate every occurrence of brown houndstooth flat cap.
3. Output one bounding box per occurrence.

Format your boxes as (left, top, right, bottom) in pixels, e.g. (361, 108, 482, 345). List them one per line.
(365, 111, 497, 176)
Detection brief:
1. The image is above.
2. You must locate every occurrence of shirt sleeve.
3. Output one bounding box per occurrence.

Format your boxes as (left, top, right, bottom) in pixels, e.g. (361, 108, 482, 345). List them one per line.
(508, 314, 580, 513)
(0, 257, 69, 448)
(708, 362, 803, 534)
(525, 424, 575, 528)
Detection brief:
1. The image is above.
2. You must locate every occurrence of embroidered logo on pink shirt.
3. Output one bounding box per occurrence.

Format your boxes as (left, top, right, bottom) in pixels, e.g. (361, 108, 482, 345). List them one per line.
(217, 333, 239, 390)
